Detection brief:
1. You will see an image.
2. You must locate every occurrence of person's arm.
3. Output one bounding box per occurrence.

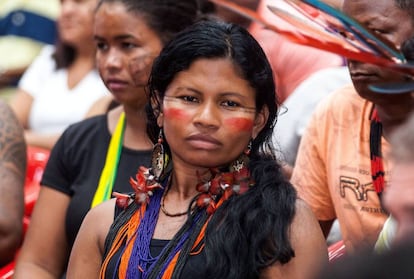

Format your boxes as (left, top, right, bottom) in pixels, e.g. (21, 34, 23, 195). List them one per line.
(0, 66, 27, 89)
(9, 89, 61, 150)
(9, 89, 33, 130)
(260, 199, 328, 279)
(8, 45, 63, 150)
(14, 187, 70, 278)
(66, 199, 115, 279)
(0, 101, 26, 266)
(23, 131, 61, 150)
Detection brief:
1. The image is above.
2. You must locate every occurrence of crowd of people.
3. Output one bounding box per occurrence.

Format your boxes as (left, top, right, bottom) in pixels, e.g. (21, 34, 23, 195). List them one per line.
(0, 0, 413, 278)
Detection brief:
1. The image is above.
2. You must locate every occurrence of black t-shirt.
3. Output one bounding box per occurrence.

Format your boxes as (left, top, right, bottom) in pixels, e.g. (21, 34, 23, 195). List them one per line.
(41, 115, 151, 247)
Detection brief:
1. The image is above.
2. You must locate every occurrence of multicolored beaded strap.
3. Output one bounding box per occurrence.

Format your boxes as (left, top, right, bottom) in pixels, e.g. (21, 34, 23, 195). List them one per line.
(91, 112, 126, 208)
(103, 160, 254, 278)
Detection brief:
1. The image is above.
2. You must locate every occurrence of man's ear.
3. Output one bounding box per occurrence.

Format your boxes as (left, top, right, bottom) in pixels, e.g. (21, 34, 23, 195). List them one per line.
(252, 105, 269, 139)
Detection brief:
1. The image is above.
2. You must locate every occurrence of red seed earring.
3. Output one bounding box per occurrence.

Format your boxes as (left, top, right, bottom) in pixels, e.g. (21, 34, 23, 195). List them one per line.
(230, 139, 251, 173)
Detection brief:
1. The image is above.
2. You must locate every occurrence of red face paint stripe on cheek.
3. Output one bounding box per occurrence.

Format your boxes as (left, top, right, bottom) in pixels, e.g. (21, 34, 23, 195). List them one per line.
(163, 108, 189, 121)
(224, 118, 254, 132)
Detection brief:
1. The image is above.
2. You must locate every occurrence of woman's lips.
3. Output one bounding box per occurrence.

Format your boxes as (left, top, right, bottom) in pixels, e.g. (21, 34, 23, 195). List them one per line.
(186, 134, 222, 150)
(106, 79, 128, 91)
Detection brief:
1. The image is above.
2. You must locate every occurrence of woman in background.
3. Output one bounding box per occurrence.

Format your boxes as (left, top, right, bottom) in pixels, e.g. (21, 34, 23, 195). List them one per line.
(9, 0, 108, 150)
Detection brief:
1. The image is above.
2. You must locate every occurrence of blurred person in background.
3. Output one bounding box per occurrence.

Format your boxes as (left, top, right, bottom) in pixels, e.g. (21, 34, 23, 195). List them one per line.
(0, 0, 59, 101)
(376, 109, 414, 252)
(9, 0, 108, 150)
(250, 0, 344, 103)
(198, 0, 344, 104)
(291, 0, 414, 254)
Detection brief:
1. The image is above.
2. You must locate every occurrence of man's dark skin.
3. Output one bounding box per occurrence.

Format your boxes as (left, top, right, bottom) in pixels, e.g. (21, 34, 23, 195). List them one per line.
(0, 100, 26, 266)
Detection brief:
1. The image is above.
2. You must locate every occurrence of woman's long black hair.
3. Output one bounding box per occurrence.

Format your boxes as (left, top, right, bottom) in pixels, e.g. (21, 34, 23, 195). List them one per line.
(147, 20, 297, 279)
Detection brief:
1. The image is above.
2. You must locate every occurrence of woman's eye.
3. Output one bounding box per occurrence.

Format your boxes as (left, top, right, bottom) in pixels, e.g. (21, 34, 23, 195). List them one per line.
(181, 96, 198, 103)
(121, 42, 137, 49)
(222, 100, 240, 107)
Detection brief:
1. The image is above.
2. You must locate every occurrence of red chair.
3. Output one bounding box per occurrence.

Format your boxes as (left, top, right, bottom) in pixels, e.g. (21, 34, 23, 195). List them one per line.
(24, 146, 50, 216)
(328, 240, 346, 262)
(0, 260, 14, 279)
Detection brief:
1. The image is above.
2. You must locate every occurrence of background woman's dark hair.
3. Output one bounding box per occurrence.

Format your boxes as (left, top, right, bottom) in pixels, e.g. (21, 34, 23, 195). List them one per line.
(55, 0, 200, 69)
(96, 0, 200, 46)
(196, 0, 260, 28)
(53, 37, 76, 69)
(147, 20, 296, 279)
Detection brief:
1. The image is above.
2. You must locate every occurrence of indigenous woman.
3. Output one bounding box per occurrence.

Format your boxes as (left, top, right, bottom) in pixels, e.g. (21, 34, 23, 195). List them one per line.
(67, 20, 327, 279)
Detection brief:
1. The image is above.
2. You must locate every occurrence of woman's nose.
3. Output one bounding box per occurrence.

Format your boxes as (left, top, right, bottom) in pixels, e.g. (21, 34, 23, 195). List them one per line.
(105, 50, 122, 70)
(193, 101, 220, 129)
(60, 0, 76, 16)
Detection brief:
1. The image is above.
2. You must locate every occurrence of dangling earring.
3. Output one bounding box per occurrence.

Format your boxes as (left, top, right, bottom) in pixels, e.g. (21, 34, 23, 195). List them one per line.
(230, 139, 252, 173)
(151, 129, 166, 180)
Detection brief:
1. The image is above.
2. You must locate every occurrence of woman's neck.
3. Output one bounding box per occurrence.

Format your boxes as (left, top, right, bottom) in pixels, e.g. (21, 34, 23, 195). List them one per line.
(67, 53, 95, 89)
(73, 37, 96, 58)
(168, 164, 211, 200)
(108, 106, 152, 150)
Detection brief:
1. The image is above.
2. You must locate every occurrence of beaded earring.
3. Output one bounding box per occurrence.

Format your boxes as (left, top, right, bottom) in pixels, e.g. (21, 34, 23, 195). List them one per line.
(113, 129, 170, 209)
(151, 129, 168, 180)
(230, 139, 252, 173)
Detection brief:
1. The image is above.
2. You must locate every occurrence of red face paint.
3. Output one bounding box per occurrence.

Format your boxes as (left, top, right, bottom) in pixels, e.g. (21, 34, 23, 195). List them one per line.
(224, 117, 254, 132)
(163, 107, 189, 121)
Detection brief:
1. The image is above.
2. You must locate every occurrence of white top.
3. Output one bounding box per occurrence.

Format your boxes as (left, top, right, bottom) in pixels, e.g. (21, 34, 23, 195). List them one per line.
(273, 66, 352, 166)
(375, 215, 397, 253)
(19, 45, 109, 134)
